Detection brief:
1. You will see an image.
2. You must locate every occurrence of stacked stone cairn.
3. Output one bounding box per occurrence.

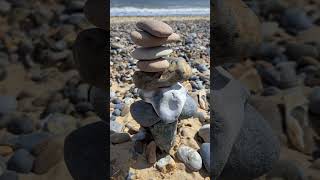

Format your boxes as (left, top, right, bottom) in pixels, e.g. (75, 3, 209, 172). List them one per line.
(129, 20, 197, 154)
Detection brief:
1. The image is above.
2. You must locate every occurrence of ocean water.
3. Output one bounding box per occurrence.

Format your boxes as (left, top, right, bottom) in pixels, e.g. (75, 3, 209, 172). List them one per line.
(110, 0, 210, 16)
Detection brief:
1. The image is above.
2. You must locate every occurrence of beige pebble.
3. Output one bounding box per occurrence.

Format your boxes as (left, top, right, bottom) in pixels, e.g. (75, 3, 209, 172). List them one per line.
(131, 31, 180, 47)
(136, 20, 173, 37)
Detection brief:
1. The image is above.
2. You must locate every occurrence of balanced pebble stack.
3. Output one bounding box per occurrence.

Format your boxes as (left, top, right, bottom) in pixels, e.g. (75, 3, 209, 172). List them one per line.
(129, 20, 197, 153)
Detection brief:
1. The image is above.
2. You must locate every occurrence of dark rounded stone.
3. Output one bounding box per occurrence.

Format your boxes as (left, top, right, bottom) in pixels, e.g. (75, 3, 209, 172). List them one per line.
(64, 121, 107, 180)
(0, 171, 18, 180)
(89, 87, 107, 121)
(130, 100, 160, 127)
(219, 104, 280, 180)
(7, 115, 34, 135)
(309, 87, 320, 115)
(84, 0, 107, 29)
(199, 143, 210, 173)
(281, 8, 313, 33)
(73, 28, 107, 89)
(266, 160, 307, 180)
(9, 132, 52, 151)
(0, 96, 17, 116)
(7, 149, 34, 173)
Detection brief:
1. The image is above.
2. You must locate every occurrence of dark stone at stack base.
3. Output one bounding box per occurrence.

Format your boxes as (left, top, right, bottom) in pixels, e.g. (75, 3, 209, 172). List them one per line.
(64, 121, 107, 180)
(149, 120, 178, 153)
(73, 28, 107, 89)
(219, 104, 280, 180)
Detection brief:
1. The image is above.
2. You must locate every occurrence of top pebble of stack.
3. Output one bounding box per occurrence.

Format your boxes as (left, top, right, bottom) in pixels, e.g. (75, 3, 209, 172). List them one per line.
(137, 20, 174, 37)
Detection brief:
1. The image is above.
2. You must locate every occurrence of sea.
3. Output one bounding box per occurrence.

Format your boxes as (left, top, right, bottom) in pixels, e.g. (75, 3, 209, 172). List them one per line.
(110, 0, 210, 16)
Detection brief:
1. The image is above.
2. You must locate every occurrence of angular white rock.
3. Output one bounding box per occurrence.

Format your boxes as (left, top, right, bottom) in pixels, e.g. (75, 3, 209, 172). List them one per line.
(140, 83, 187, 123)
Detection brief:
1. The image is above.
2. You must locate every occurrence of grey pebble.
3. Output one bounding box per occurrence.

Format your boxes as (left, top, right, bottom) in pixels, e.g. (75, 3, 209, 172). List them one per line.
(177, 146, 202, 171)
(198, 124, 210, 143)
(7, 149, 34, 173)
(179, 94, 197, 120)
(199, 143, 210, 173)
(43, 113, 77, 135)
(0, 96, 17, 116)
(309, 87, 320, 115)
(110, 121, 123, 134)
(110, 133, 130, 144)
(0, 171, 18, 180)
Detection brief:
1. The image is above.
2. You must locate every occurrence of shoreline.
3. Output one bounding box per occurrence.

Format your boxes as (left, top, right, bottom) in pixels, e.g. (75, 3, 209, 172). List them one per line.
(110, 16, 210, 24)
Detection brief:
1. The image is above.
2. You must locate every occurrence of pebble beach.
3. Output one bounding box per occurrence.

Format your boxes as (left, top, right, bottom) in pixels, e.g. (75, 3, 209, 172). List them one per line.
(110, 16, 210, 179)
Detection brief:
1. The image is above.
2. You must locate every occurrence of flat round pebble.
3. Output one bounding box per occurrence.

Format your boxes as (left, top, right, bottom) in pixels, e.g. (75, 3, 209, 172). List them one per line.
(136, 20, 173, 37)
(177, 146, 202, 171)
(137, 58, 169, 72)
(130, 31, 180, 47)
(131, 46, 172, 60)
(199, 143, 210, 173)
(7, 149, 34, 173)
(198, 124, 210, 143)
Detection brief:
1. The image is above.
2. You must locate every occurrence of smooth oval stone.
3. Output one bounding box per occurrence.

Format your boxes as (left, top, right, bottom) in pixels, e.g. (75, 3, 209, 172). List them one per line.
(44, 113, 77, 135)
(156, 155, 175, 172)
(136, 20, 173, 37)
(179, 94, 197, 120)
(7, 115, 34, 135)
(198, 124, 210, 143)
(213, 0, 262, 65)
(133, 57, 192, 90)
(110, 133, 130, 144)
(0, 171, 18, 180)
(130, 100, 160, 127)
(281, 8, 313, 32)
(131, 31, 180, 47)
(0, 96, 17, 115)
(285, 42, 318, 60)
(7, 149, 34, 173)
(137, 58, 169, 72)
(64, 122, 107, 180)
(177, 146, 202, 171)
(309, 87, 320, 115)
(200, 143, 210, 173)
(110, 121, 123, 133)
(141, 83, 187, 123)
(89, 87, 107, 121)
(0, 157, 6, 177)
(84, 0, 107, 29)
(131, 46, 172, 60)
(10, 132, 52, 151)
(73, 28, 107, 89)
(32, 136, 64, 174)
